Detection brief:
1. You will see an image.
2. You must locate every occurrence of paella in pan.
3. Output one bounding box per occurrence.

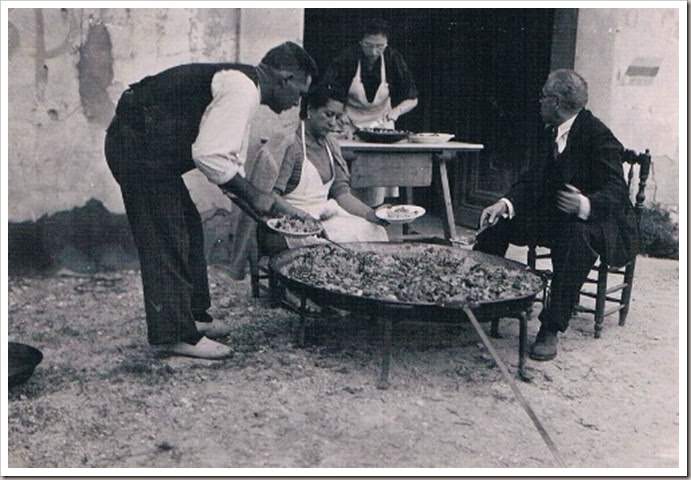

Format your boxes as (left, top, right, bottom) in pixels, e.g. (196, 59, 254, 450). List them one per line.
(272, 243, 543, 310)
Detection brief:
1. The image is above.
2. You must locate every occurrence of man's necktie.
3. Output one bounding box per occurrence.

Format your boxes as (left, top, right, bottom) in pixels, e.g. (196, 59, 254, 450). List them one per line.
(547, 126, 559, 161)
(551, 127, 559, 160)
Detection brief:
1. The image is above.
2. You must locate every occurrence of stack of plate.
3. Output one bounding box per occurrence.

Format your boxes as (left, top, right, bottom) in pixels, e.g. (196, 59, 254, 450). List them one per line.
(409, 133, 455, 144)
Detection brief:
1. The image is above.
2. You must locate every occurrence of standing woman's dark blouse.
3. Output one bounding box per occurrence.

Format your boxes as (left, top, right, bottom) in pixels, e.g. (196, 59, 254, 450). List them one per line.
(322, 45, 418, 107)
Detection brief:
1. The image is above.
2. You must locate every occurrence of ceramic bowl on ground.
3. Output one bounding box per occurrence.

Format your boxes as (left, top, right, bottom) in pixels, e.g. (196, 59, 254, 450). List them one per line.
(9, 342, 43, 388)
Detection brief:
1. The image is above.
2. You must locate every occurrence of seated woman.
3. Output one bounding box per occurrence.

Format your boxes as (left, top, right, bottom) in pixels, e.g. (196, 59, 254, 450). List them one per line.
(263, 85, 389, 252)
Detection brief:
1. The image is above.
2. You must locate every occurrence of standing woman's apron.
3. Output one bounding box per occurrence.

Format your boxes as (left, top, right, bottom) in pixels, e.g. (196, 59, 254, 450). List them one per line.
(346, 55, 399, 206)
(283, 122, 388, 249)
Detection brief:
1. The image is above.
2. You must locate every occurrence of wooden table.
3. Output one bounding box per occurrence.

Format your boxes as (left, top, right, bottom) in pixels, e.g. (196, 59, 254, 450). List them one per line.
(339, 140, 484, 243)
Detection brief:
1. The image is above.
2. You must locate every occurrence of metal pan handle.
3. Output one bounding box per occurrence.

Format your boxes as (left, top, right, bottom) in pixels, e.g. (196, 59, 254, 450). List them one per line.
(224, 192, 269, 227)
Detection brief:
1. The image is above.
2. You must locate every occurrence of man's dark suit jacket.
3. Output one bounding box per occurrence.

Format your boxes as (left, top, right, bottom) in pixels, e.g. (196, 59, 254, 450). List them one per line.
(506, 109, 639, 267)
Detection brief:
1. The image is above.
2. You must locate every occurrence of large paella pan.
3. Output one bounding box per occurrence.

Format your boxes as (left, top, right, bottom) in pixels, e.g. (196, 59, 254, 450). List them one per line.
(269, 242, 564, 465)
(270, 242, 544, 385)
(270, 242, 544, 322)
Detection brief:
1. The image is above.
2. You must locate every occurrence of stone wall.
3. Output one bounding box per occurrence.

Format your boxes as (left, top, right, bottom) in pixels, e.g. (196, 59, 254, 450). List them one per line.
(7, 7, 304, 222)
(575, 8, 679, 212)
(7, 8, 304, 274)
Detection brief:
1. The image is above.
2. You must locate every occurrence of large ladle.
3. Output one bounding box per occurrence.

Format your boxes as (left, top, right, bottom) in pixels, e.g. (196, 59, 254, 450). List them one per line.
(458, 218, 499, 247)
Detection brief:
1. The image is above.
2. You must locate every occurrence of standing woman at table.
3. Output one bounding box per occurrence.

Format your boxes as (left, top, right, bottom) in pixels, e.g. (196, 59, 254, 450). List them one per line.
(321, 18, 419, 207)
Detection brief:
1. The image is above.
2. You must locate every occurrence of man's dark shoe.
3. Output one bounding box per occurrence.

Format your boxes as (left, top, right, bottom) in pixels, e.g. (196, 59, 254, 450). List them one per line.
(193, 312, 213, 323)
(530, 326, 558, 361)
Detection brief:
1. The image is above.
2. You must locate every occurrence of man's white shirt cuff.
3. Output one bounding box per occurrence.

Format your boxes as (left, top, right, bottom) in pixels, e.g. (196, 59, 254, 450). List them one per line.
(499, 198, 515, 219)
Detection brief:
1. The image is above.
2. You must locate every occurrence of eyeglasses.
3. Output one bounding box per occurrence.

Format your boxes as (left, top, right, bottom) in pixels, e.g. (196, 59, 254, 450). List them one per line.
(360, 40, 388, 49)
(539, 93, 559, 103)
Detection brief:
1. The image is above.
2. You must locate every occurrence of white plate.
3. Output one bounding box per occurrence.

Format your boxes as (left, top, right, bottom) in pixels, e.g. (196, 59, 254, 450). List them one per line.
(409, 133, 455, 144)
(375, 205, 426, 224)
(266, 217, 323, 237)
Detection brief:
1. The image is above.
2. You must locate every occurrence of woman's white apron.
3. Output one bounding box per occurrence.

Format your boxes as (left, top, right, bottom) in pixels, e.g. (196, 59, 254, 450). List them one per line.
(345, 55, 398, 205)
(345, 56, 394, 129)
(283, 122, 388, 249)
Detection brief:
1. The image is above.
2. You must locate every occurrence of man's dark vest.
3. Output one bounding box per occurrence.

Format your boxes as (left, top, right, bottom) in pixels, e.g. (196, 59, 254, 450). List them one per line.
(115, 63, 258, 176)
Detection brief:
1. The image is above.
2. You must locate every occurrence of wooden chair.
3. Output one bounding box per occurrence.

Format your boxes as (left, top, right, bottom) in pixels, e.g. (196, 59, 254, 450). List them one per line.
(526, 148, 652, 338)
(225, 138, 285, 301)
(248, 233, 273, 299)
(225, 192, 280, 305)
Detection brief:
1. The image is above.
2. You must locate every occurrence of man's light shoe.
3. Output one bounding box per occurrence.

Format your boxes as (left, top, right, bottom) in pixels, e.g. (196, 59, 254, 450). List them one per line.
(155, 336, 232, 360)
(195, 320, 232, 339)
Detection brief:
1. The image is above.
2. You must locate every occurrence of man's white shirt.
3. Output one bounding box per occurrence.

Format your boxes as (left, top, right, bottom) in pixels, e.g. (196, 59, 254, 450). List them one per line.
(191, 70, 261, 185)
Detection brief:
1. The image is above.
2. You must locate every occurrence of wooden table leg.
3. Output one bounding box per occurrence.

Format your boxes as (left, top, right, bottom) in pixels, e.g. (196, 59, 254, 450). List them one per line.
(402, 186, 414, 236)
(437, 156, 458, 243)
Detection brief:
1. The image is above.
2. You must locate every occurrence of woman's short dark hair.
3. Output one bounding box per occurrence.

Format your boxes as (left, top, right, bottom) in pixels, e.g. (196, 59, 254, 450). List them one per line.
(362, 18, 390, 39)
(300, 84, 346, 119)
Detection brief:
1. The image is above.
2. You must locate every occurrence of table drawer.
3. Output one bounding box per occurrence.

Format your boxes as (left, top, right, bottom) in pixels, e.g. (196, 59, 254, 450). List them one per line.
(349, 153, 432, 188)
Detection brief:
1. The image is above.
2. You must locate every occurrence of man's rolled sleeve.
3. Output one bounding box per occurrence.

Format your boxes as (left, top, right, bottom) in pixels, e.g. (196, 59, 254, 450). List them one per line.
(191, 70, 260, 185)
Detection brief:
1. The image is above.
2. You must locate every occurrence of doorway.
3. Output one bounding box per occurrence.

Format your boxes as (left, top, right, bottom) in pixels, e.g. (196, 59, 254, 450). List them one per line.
(304, 8, 575, 227)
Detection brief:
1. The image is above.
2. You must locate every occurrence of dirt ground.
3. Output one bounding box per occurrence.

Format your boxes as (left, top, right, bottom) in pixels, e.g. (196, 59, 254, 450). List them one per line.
(6, 247, 680, 469)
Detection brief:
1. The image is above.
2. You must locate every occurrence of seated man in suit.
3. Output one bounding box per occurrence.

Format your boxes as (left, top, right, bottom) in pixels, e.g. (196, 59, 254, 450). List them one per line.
(474, 69, 639, 361)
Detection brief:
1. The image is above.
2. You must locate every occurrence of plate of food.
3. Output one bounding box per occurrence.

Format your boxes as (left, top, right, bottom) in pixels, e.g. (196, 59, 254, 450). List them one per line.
(409, 132, 455, 144)
(266, 215, 324, 237)
(355, 128, 410, 144)
(375, 204, 426, 224)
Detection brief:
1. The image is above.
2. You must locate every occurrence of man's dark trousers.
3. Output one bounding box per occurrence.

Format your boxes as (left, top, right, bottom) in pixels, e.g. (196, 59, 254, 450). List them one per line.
(474, 211, 605, 333)
(105, 117, 209, 345)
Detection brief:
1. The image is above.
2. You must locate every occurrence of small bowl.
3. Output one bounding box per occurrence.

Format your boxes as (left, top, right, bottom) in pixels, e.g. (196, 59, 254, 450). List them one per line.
(355, 128, 410, 144)
(409, 133, 455, 144)
(375, 205, 426, 224)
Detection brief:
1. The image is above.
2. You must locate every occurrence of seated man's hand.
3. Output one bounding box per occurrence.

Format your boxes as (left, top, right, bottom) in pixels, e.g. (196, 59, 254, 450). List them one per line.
(479, 201, 507, 229)
(556, 184, 582, 215)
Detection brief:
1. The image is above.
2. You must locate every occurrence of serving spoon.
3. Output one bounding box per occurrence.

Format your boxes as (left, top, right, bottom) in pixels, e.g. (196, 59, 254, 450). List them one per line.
(319, 231, 356, 254)
(458, 218, 498, 246)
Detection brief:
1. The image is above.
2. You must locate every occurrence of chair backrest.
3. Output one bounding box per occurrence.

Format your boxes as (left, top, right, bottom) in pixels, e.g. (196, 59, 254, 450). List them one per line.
(622, 148, 652, 222)
(527, 147, 652, 270)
